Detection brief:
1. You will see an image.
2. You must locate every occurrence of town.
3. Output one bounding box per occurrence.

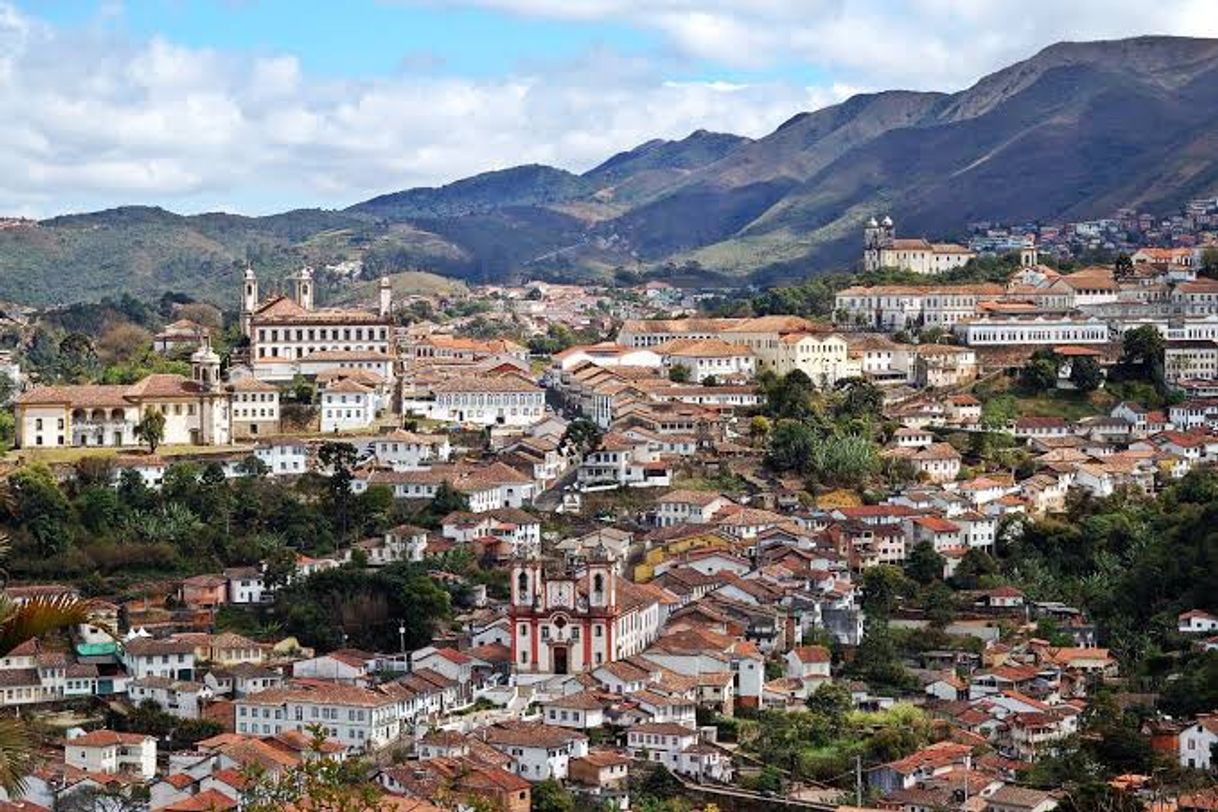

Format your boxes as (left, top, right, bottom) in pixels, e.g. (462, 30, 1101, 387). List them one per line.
(0, 208, 1215, 812)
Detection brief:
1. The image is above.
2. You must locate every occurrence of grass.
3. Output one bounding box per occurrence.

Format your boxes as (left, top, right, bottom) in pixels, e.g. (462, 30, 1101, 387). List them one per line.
(1005, 391, 1108, 422)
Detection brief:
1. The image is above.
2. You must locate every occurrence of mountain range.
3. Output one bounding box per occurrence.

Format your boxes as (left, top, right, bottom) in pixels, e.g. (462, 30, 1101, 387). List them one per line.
(4, 35, 1218, 307)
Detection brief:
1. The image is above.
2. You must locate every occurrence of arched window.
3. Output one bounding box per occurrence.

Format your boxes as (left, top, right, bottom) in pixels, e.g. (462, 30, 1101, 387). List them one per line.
(517, 572, 529, 596)
(593, 573, 604, 595)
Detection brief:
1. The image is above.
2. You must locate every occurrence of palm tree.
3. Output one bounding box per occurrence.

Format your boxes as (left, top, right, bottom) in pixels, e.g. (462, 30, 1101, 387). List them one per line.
(0, 535, 93, 796)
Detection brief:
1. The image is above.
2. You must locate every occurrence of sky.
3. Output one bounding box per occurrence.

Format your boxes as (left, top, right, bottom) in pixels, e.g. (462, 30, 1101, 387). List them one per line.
(3, 0, 1218, 217)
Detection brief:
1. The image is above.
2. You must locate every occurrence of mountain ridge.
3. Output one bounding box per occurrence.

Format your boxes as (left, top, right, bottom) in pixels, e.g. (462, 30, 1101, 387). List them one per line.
(3, 35, 1218, 306)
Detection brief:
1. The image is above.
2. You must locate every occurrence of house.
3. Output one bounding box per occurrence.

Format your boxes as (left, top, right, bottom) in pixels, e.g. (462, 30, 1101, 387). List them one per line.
(292, 650, 377, 685)
(224, 567, 269, 605)
(1179, 610, 1218, 634)
(884, 443, 961, 483)
(235, 682, 402, 750)
(320, 379, 379, 433)
(178, 575, 228, 609)
(482, 722, 589, 781)
(867, 741, 973, 794)
(986, 785, 1059, 812)
(784, 646, 831, 684)
(626, 722, 732, 783)
(654, 490, 733, 527)
(1180, 715, 1218, 770)
(569, 750, 631, 811)
(981, 587, 1027, 610)
(123, 638, 196, 681)
(541, 690, 608, 730)
(64, 730, 157, 779)
(658, 338, 755, 383)
(128, 677, 211, 719)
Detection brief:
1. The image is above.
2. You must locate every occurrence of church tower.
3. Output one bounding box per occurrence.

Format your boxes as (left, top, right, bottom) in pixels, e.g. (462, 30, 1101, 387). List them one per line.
(191, 336, 226, 446)
(240, 267, 258, 338)
(379, 276, 393, 318)
(586, 554, 616, 611)
(191, 335, 222, 393)
(510, 558, 543, 671)
(864, 215, 895, 272)
(293, 267, 314, 311)
(1020, 236, 1039, 268)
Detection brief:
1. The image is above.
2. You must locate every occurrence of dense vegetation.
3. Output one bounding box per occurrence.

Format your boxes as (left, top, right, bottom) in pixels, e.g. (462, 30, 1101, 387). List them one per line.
(0, 441, 509, 651)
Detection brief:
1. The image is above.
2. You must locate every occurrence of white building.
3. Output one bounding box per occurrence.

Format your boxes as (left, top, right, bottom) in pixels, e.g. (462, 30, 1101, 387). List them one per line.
(863, 216, 975, 275)
(122, 638, 196, 681)
(243, 268, 396, 382)
(14, 344, 232, 448)
(955, 316, 1110, 347)
(127, 677, 210, 720)
(235, 682, 402, 750)
(1180, 716, 1218, 770)
(483, 723, 589, 781)
(626, 723, 732, 782)
(65, 730, 157, 779)
(658, 338, 755, 383)
(424, 376, 546, 428)
(321, 379, 380, 433)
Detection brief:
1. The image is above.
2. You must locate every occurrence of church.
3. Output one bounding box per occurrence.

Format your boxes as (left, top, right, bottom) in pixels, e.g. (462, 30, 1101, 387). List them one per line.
(14, 339, 241, 449)
(241, 267, 398, 383)
(509, 554, 666, 675)
(863, 215, 976, 275)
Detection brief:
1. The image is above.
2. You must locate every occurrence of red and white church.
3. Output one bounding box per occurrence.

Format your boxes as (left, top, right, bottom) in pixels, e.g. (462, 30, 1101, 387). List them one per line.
(509, 554, 667, 674)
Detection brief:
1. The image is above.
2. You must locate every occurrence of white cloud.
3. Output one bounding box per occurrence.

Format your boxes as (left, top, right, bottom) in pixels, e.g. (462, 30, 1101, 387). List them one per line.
(3, 0, 1215, 216)
(0, 2, 833, 216)
(430, 0, 1218, 88)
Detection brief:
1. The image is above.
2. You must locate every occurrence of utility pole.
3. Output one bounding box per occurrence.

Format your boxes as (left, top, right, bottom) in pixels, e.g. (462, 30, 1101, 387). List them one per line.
(855, 754, 863, 806)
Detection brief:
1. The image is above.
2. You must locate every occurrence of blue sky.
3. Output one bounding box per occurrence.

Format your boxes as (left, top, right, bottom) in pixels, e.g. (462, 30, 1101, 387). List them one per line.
(3, 0, 1216, 216)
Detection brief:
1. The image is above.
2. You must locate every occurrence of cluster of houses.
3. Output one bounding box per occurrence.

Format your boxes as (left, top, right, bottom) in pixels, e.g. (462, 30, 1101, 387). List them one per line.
(836, 259, 1218, 384)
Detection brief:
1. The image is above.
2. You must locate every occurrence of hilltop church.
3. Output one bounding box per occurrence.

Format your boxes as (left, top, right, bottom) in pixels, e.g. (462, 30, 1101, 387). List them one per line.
(241, 267, 398, 383)
(863, 215, 976, 275)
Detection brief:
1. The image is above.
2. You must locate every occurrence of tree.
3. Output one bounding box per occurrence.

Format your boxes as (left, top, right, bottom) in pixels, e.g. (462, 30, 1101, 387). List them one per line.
(95, 323, 152, 365)
(1069, 356, 1104, 392)
(0, 539, 93, 795)
(430, 481, 470, 516)
(766, 420, 818, 475)
(0, 373, 15, 406)
(981, 394, 1018, 431)
(861, 565, 913, 618)
(7, 465, 72, 556)
(906, 541, 945, 585)
(1201, 245, 1218, 279)
(835, 377, 884, 420)
(531, 778, 576, 812)
(667, 365, 690, 383)
(1113, 253, 1134, 280)
(134, 407, 166, 453)
(241, 727, 386, 812)
(57, 332, 99, 382)
(1020, 349, 1060, 392)
(318, 442, 359, 540)
(1121, 325, 1165, 369)
(263, 545, 299, 591)
(748, 415, 771, 442)
(951, 548, 999, 589)
(560, 418, 602, 455)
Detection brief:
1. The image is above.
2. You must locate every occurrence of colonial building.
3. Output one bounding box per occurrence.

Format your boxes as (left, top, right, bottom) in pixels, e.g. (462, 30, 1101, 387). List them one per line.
(14, 340, 231, 448)
(509, 556, 665, 675)
(863, 216, 975, 274)
(241, 267, 396, 383)
(413, 375, 546, 428)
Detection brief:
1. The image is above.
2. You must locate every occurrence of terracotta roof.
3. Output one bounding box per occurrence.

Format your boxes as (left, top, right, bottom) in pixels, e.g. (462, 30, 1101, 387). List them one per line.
(68, 730, 151, 747)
